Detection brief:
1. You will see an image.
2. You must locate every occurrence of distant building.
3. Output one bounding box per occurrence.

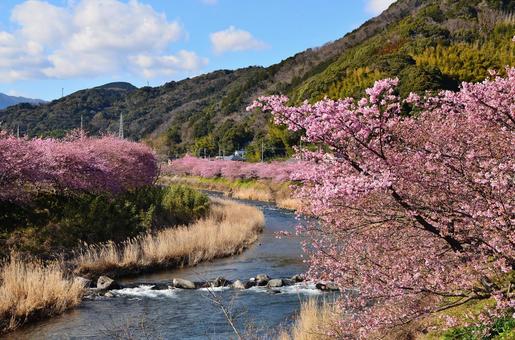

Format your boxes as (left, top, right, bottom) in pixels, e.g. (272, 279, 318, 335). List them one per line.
(222, 154, 244, 161)
(219, 150, 246, 161)
(234, 150, 245, 158)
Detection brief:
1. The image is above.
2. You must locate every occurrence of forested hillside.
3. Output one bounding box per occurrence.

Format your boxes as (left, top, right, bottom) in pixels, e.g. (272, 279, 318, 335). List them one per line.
(0, 0, 513, 160)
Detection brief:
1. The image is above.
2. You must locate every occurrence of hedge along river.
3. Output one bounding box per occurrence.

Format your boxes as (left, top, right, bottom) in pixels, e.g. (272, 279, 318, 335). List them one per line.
(8, 196, 335, 339)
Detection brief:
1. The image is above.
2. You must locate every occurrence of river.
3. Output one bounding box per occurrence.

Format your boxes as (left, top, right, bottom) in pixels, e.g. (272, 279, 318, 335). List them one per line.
(8, 197, 331, 339)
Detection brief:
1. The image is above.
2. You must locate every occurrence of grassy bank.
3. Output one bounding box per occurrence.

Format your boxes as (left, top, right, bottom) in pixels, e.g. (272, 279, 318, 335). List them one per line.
(280, 298, 515, 340)
(74, 198, 265, 277)
(278, 299, 339, 340)
(160, 175, 302, 211)
(411, 298, 514, 340)
(0, 255, 85, 333)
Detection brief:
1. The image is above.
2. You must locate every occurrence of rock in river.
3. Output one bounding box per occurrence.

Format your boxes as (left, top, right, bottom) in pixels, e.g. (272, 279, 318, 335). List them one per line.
(315, 282, 339, 291)
(173, 278, 196, 289)
(211, 276, 231, 287)
(231, 280, 245, 289)
(291, 274, 304, 282)
(244, 280, 256, 289)
(255, 274, 270, 286)
(96, 276, 120, 290)
(267, 279, 284, 288)
(282, 278, 295, 286)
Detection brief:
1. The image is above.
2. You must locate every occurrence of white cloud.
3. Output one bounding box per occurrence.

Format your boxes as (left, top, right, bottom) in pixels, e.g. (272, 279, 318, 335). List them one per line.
(366, 0, 396, 15)
(210, 26, 267, 54)
(129, 50, 209, 78)
(0, 0, 207, 82)
(11, 1, 72, 47)
(0, 31, 48, 81)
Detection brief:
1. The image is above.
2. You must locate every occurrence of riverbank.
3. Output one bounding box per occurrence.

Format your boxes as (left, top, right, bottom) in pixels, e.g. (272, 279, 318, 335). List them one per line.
(280, 297, 514, 340)
(0, 256, 84, 333)
(74, 198, 265, 278)
(160, 175, 302, 211)
(0, 198, 264, 334)
(278, 299, 339, 340)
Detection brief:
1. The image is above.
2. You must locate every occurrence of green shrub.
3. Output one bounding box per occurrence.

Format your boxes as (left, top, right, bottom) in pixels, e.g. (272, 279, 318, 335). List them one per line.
(161, 185, 210, 225)
(443, 316, 515, 340)
(0, 185, 210, 256)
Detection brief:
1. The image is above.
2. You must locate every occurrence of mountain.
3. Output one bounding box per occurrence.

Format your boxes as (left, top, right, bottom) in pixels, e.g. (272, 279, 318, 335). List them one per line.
(94, 82, 138, 92)
(0, 0, 513, 160)
(0, 93, 46, 110)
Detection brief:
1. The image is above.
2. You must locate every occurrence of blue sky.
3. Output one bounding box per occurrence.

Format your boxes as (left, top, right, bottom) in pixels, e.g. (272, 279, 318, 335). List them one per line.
(0, 0, 395, 100)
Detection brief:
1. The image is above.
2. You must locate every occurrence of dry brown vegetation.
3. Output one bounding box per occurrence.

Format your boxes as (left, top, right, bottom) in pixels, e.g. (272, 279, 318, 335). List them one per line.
(0, 255, 85, 333)
(276, 198, 302, 210)
(75, 198, 265, 276)
(161, 175, 302, 211)
(278, 299, 340, 340)
(231, 186, 274, 202)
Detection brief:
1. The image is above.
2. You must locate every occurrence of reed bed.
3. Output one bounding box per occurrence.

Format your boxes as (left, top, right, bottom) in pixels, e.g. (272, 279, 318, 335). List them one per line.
(232, 186, 274, 202)
(278, 299, 339, 340)
(75, 198, 265, 276)
(276, 197, 302, 211)
(0, 255, 85, 333)
(161, 175, 302, 211)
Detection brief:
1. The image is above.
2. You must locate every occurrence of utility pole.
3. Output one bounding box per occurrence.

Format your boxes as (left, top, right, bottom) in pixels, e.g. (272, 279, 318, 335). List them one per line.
(80, 114, 84, 131)
(119, 113, 124, 139)
(16, 124, 20, 139)
(61, 88, 64, 98)
(261, 141, 264, 163)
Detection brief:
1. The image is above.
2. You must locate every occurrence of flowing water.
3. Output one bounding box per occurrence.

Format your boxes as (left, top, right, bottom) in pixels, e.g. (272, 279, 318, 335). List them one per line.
(8, 198, 331, 339)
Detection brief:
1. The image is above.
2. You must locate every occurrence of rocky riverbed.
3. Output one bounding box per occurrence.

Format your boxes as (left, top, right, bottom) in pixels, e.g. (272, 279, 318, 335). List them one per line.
(81, 273, 339, 300)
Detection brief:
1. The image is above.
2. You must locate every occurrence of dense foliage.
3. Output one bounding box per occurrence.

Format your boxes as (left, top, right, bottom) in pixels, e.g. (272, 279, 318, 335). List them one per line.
(0, 0, 512, 161)
(163, 155, 304, 182)
(250, 69, 515, 338)
(293, 2, 514, 102)
(0, 185, 210, 256)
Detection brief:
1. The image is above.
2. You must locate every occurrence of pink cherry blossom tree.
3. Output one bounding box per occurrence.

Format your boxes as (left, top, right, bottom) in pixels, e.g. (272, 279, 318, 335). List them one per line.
(0, 132, 158, 202)
(163, 155, 306, 182)
(249, 68, 515, 337)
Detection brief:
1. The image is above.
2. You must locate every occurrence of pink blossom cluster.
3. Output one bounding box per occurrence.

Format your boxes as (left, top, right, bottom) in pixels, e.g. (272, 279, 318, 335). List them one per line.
(163, 155, 305, 182)
(0, 132, 158, 202)
(250, 68, 515, 337)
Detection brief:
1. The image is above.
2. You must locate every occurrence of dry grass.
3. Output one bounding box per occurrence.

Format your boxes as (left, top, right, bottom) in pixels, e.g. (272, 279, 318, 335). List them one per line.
(161, 175, 303, 211)
(276, 197, 302, 211)
(0, 255, 85, 333)
(75, 198, 265, 276)
(278, 299, 340, 340)
(232, 186, 274, 202)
